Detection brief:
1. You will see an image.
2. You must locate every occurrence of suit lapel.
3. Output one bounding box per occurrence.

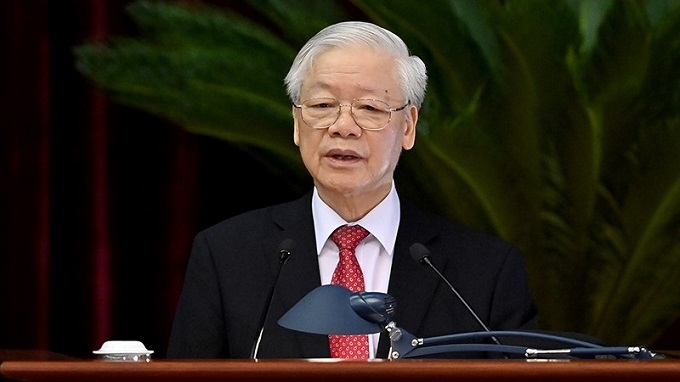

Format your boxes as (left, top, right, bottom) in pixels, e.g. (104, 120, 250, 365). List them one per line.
(268, 192, 331, 358)
(377, 201, 446, 357)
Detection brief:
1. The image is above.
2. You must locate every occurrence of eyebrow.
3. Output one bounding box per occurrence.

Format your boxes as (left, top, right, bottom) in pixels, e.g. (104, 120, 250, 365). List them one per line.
(305, 81, 391, 99)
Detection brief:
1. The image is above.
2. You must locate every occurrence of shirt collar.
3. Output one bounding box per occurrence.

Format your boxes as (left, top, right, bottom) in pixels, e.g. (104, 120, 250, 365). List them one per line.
(312, 183, 400, 256)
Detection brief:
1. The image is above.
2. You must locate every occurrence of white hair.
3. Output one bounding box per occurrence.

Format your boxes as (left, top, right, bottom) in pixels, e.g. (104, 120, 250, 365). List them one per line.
(284, 21, 427, 109)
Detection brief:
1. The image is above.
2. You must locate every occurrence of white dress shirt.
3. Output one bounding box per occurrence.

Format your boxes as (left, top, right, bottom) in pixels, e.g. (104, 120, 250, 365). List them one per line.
(312, 183, 400, 358)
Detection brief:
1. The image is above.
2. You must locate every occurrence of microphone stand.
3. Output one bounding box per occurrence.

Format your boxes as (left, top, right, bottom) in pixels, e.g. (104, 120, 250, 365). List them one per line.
(250, 241, 294, 359)
(384, 324, 656, 360)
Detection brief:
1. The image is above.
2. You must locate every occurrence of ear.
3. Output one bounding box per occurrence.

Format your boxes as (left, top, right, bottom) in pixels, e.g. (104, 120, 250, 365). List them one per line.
(402, 105, 418, 150)
(293, 107, 301, 147)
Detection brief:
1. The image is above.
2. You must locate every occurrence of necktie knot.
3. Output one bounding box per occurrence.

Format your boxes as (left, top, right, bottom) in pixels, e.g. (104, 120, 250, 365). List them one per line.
(331, 224, 369, 251)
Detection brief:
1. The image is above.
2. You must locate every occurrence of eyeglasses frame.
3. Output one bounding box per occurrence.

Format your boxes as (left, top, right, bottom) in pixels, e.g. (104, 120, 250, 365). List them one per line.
(293, 98, 409, 131)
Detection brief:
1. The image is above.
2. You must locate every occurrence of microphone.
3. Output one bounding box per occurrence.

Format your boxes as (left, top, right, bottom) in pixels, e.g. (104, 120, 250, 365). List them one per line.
(409, 243, 502, 346)
(250, 238, 295, 359)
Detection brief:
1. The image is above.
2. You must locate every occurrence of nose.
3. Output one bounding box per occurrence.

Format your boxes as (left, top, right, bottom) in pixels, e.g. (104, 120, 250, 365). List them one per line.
(328, 104, 362, 136)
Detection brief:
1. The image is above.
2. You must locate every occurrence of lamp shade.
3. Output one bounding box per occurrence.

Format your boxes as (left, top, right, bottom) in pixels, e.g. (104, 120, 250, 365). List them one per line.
(278, 284, 383, 335)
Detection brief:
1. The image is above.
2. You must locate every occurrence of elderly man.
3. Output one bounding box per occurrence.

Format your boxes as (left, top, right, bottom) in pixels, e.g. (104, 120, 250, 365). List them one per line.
(167, 20, 538, 360)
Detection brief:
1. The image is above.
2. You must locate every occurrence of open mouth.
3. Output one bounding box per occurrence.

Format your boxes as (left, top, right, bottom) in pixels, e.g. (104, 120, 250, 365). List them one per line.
(331, 154, 359, 160)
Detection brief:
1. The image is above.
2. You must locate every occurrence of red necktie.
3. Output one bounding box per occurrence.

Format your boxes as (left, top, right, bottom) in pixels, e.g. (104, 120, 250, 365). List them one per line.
(329, 224, 370, 359)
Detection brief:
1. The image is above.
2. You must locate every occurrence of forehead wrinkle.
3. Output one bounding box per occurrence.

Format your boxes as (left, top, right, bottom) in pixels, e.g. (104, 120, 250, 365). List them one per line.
(304, 80, 392, 100)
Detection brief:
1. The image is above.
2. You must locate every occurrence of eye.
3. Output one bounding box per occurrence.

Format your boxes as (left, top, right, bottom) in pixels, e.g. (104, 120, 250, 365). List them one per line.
(354, 100, 388, 113)
(305, 99, 338, 109)
(357, 104, 378, 112)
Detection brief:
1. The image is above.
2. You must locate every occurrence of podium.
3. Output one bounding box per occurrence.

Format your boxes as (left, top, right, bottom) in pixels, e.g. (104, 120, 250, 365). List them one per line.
(3, 358, 680, 382)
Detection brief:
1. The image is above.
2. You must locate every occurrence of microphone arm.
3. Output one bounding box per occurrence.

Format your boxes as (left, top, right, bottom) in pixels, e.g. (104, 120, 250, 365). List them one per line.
(387, 328, 655, 359)
(250, 239, 295, 359)
(409, 243, 501, 346)
(399, 244, 654, 359)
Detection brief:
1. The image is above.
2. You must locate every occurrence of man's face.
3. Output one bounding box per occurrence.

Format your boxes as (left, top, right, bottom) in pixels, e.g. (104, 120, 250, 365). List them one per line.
(293, 45, 417, 200)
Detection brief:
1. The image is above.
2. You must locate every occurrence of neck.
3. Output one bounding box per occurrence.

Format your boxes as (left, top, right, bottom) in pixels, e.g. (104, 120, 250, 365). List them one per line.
(316, 182, 392, 222)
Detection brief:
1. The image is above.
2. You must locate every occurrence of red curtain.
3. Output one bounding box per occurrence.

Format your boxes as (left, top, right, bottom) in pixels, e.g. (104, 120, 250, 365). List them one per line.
(0, 0, 300, 358)
(0, 0, 196, 358)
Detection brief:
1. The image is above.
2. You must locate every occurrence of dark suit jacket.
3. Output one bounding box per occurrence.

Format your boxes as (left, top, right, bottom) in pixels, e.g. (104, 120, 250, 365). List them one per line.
(166, 191, 538, 359)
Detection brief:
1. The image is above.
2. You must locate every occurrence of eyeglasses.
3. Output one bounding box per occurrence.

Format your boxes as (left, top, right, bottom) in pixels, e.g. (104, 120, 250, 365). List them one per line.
(293, 98, 409, 131)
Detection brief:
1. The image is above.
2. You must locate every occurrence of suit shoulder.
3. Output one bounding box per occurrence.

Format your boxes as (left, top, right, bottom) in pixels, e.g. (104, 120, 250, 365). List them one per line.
(404, 201, 517, 254)
(197, 192, 311, 238)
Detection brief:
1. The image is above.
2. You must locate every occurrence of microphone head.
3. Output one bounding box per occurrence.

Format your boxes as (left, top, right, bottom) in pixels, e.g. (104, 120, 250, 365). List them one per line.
(278, 238, 295, 263)
(349, 291, 397, 325)
(409, 243, 430, 264)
